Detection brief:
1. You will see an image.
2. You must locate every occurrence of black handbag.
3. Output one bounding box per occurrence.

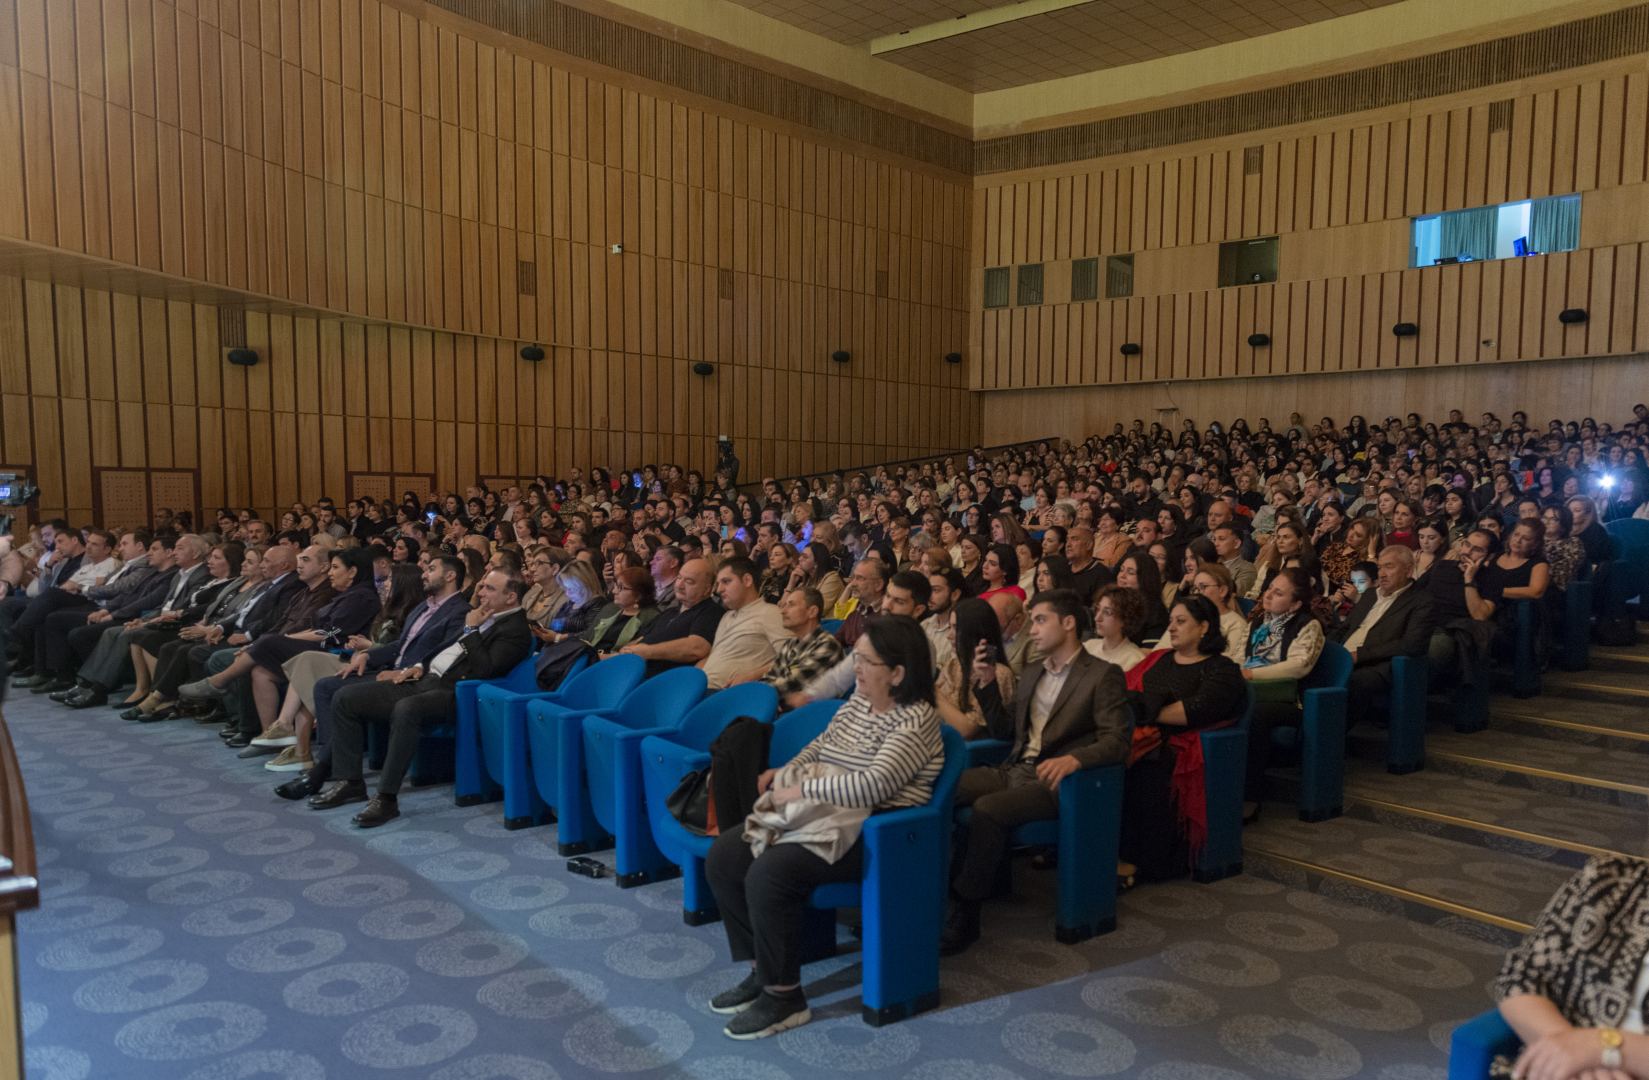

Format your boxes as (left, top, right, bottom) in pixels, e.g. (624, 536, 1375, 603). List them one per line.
(666, 767, 713, 836)
(534, 637, 597, 691)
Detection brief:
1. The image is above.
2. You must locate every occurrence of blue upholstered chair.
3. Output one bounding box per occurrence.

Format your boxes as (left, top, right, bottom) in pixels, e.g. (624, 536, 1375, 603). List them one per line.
(1557, 578, 1593, 672)
(805, 724, 968, 1025)
(1604, 518, 1649, 620)
(957, 738, 1124, 943)
(584, 671, 780, 885)
(456, 655, 643, 831)
(820, 618, 844, 634)
(1380, 654, 1430, 774)
(380, 650, 542, 792)
(640, 698, 838, 925)
(1271, 640, 1353, 822)
(1448, 1010, 1518, 1079)
(1195, 682, 1257, 882)
(453, 650, 574, 809)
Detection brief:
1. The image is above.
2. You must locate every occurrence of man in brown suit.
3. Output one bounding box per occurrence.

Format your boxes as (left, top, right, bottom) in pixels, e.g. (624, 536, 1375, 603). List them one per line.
(942, 588, 1133, 955)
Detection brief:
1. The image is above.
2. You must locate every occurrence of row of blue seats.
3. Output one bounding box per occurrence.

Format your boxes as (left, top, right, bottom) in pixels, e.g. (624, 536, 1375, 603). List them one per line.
(360, 520, 1645, 1045)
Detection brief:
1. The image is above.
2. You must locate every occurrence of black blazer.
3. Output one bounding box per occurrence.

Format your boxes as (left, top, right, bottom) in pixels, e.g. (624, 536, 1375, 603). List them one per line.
(1334, 584, 1434, 666)
(977, 649, 1133, 770)
(365, 592, 469, 672)
(109, 567, 179, 621)
(432, 609, 534, 685)
(234, 573, 306, 639)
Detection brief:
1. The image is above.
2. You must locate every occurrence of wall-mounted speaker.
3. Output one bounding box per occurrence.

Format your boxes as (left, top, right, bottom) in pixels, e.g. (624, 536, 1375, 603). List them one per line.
(691, 361, 714, 376)
(1247, 333, 1271, 348)
(943, 352, 963, 365)
(520, 345, 545, 362)
(1558, 308, 1589, 324)
(226, 348, 259, 366)
(830, 350, 851, 363)
(1118, 342, 1141, 356)
(1391, 322, 1419, 337)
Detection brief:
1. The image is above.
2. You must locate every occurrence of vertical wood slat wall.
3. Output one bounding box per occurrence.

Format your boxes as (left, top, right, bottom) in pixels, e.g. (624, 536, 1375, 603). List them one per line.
(0, 0, 979, 526)
(972, 59, 1649, 393)
(979, 351, 1649, 446)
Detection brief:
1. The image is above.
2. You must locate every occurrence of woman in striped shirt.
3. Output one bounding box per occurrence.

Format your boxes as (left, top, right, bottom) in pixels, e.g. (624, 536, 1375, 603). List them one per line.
(704, 614, 944, 1041)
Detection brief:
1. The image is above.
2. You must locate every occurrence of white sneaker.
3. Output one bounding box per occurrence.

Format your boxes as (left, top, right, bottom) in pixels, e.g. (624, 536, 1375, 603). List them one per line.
(250, 721, 296, 747)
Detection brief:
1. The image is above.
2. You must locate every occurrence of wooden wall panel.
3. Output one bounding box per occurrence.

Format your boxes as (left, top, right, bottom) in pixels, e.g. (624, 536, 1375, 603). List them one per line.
(974, 59, 1649, 398)
(982, 351, 1649, 447)
(0, 0, 980, 529)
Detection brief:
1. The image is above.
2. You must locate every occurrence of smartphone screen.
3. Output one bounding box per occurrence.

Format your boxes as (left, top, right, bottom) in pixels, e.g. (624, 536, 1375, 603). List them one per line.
(425, 511, 437, 525)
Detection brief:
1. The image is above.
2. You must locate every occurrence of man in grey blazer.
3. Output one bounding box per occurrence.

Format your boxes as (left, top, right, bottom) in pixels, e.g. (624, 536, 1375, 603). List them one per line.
(942, 588, 1133, 955)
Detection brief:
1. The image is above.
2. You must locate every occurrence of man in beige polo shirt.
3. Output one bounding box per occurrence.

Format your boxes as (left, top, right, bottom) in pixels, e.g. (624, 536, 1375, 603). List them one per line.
(701, 556, 793, 690)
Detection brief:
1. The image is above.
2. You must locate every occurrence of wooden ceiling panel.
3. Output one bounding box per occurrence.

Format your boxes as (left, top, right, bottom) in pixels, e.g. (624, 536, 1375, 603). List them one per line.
(726, 0, 1404, 91)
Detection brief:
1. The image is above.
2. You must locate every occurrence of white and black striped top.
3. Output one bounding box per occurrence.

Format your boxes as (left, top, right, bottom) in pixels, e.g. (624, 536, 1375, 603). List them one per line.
(791, 694, 944, 810)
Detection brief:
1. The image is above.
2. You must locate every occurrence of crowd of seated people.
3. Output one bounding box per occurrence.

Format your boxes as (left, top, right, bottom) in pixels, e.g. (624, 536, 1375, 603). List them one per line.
(2, 405, 1647, 1039)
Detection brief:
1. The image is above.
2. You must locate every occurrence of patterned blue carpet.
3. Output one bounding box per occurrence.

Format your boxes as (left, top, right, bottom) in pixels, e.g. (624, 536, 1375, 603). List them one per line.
(10, 692, 1498, 1080)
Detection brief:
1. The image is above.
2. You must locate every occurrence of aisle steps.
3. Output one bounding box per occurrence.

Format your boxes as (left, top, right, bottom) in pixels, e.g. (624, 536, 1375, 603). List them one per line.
(1245, 634, 1649, 934)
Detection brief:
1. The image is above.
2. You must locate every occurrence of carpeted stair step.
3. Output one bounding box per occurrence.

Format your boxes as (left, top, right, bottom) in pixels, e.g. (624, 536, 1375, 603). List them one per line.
(1417, 728, 1649, 809)
(1338, 761, 1649, 860)
(1243, 812, 1576, 932)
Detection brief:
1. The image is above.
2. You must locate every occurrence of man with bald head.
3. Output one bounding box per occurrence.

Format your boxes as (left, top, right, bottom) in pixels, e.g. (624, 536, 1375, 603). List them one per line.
(620, 557, 725, 678)
(1333, 544, 1435, 731)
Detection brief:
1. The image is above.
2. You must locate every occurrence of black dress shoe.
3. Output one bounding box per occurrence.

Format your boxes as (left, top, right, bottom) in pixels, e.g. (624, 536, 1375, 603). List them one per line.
(274, 769, 326, 801)
(236, 743, 276, 759)
(352, 795, 400, 829)
(938, 897, 981, 957)
(36, 678, 76, 695)
(308, 780, 369, 810)
(224, 732, 253, 749)
(65, 688, 108, 709)
(137, 705, 176, 724)
(11, 667, 37, 682)
(120, 706, 145, 721)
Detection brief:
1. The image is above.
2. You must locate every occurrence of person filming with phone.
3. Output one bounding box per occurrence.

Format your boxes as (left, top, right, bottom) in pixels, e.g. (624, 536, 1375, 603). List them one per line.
(934, 597, 1016, 739)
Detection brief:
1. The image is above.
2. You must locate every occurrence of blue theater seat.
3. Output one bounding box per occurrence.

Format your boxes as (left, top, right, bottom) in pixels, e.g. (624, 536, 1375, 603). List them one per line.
(958, 737, 1124, 943)
(585, 674, 790, 885)
(640, 698, 838, 925)
(375, 650, 543, 789)
(805, 724, 967, 1026)
(1448, 1010, 1518, 1079)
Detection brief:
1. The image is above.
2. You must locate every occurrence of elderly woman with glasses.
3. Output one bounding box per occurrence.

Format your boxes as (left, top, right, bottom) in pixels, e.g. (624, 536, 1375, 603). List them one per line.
(703, 615, 944, 1040)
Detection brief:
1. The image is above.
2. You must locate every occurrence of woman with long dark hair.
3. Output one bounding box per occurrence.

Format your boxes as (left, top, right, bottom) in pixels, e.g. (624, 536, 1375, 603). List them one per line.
(935, 597, 1015, 739)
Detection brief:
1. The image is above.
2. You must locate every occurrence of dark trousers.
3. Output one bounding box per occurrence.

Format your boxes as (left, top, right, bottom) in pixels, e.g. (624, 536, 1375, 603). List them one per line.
(305, 673, 352, 780)
(36, 609, 94, 676)
(151, 636, 205, 697)
(1119, 751, 1186, 882)
(950, 761, 1058, 902)
(14, 591, 95, 654)
(1243, 700, 1301, 802)
(1345, 662, 1393, 730)
(704, 829, 863, 988)
(329, 677, 459, 795)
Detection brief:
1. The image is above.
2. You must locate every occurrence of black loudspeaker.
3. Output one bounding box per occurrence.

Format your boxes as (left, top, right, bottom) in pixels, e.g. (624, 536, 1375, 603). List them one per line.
(226, 348, 259, 366)
(1392, 322, 1419, 337)
(520, 345, 545, 362)
(1558, 308, 1589, 324)
(830, 350, 850, 363)
(691, 361, 714, 376)
(1118, 342, 1141, 356)
(1247, 333, 1270, 348)
(943, 352, 963, 365)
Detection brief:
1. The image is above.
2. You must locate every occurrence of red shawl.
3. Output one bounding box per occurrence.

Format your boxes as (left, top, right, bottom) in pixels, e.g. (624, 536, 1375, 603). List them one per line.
(1125, 650, 1231, 862)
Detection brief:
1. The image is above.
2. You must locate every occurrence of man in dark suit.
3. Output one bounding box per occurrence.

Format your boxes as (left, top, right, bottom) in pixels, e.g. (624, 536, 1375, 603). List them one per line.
(942, 588, 1133, 956)
(179, 544, 306, 732)
(33, 536, 179, 695)
(63, 534, 213, 707)
(273, 555, 471, 801)
(1334, 544, 1435, 730)
(309, 568, 533, 827)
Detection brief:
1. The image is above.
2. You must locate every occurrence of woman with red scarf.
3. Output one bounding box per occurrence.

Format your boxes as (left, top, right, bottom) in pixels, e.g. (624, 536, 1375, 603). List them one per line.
(1119, 594, 1246, 886)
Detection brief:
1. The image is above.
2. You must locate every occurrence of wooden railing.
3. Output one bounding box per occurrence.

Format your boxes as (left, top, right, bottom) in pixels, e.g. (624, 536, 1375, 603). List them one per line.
(0, 704, 37, 1079)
